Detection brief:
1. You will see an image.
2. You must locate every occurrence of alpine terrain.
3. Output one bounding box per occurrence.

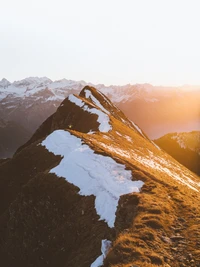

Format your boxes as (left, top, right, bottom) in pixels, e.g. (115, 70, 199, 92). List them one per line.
(0, 86, 199, 267)
(0, 77, 200, 158)
(155, 131, 200, 176)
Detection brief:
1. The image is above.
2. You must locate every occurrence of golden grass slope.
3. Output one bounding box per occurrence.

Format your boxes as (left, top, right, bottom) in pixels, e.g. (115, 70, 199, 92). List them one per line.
(70, 116, 200, 267)
(1, 86, 199, 267)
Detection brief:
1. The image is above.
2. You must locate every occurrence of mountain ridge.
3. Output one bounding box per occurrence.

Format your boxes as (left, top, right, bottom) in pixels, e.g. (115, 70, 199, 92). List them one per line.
(1, 77, 200, 158)
(0, 86, 199, 267)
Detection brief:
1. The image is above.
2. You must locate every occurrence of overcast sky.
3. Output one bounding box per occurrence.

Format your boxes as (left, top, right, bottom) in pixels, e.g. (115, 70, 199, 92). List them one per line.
(1, 0, 200, 85)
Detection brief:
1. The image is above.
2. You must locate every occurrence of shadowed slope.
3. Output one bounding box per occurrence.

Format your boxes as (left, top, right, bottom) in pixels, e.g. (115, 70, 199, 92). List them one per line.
(155, 131, 200, 176)
(0, 118, 31, 158)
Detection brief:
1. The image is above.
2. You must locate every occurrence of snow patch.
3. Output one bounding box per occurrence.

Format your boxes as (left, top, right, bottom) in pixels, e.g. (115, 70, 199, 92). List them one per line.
(44, 95, 65, 102)
(116, 132, 122, 137)
(42, 130, 144, 227)
(68, 94, 112, 133)
(151, 140, 161, 150)
(103, 135, 111, 140)
(91, 240, 112, 267)
(84, 89, 110, 114)
(131, 121, 146, 138)
(125, 135, 132, 142)
(6, 105, 16, 109)
(171, 134, 186, 149)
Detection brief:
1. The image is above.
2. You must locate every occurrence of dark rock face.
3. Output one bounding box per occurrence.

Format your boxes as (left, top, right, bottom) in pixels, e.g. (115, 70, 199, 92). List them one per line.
(51, 95, 100, 133)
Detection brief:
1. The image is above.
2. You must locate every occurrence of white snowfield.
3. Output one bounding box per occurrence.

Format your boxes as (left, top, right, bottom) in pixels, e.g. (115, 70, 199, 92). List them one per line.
(91, 239, 112, 267)
(68, 94, 112, 133)
(42, 130, 144, 228)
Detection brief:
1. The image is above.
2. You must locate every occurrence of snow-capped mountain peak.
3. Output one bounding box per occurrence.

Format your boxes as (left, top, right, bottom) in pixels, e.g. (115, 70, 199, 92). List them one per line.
(13, 77, 52, 86)
(0, 78, 11, 88)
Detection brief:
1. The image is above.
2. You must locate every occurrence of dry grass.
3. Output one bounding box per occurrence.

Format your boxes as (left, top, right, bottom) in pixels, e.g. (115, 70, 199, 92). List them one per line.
(1, 89, 199, 267)
(71, 117, 200, 267)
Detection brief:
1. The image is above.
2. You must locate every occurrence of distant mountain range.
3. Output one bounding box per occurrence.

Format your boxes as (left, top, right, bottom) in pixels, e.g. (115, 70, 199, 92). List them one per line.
(0, 77, 200, 158)
(155, 131, 200, 176)
(0, 86, 199, 267)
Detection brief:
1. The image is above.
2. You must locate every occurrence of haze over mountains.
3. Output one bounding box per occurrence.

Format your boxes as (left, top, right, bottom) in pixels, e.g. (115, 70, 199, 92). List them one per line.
(0, 86, 199, 267)
(0, 77, 200, 158)
(0, 118, 30, 158)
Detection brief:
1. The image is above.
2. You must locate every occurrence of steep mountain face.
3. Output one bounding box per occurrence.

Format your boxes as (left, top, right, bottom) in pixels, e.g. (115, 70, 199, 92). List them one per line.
(0, 118, 31, 158)
(0, 77, 200, 158)
(0, 87, 199, 267)
(155, 131, 200, 176)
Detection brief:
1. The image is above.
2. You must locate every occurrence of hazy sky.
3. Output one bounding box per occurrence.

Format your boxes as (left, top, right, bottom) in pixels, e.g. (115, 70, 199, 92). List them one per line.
(1, 0, 200, 85)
